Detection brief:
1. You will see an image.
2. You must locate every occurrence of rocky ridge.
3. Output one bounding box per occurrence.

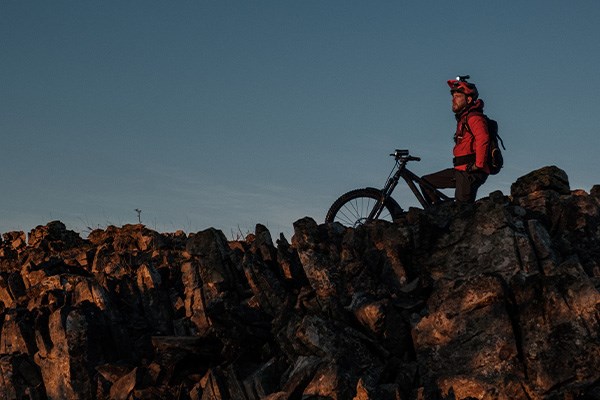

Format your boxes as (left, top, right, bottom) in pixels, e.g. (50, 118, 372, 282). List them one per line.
(0, 165, 599, 399)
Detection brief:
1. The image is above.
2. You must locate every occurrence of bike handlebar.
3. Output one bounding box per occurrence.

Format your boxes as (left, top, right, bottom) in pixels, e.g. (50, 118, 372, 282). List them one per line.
(390, 149, 420, 162)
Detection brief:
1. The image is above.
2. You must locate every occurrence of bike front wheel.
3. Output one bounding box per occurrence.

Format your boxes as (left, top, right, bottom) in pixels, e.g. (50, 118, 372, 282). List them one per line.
(325, 188, 403, 227)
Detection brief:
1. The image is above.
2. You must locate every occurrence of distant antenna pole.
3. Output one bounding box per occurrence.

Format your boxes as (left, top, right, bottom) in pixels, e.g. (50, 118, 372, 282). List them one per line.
(135, 209, 142, 224)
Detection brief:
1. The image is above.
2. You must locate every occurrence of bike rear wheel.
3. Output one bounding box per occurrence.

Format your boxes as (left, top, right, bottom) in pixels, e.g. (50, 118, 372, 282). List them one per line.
(325, 188, 403, 227)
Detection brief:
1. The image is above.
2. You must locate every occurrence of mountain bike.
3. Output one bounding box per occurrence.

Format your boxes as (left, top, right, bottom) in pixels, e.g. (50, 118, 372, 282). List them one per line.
(325, 149, 452, 227)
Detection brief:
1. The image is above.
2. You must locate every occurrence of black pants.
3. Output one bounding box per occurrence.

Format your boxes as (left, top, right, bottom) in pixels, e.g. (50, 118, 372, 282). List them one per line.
(420, 168, 488, 204)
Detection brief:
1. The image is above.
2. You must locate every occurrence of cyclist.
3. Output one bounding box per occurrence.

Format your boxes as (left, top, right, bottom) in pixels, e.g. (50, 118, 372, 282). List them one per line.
(421, 76, 490, 204)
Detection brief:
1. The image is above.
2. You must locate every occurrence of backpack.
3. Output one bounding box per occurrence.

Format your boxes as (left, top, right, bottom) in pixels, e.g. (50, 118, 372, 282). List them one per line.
(464, 114, 506, 175)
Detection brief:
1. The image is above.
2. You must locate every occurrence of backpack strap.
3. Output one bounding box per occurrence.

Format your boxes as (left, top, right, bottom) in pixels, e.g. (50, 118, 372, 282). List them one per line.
(495, 128, 506, 150)
(464, 113, 506, 150)
(461, 111, 478, 154)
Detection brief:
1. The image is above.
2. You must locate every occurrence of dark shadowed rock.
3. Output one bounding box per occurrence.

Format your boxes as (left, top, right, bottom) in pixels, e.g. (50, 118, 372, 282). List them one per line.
(108, 366, 154, 400)
(0, 166, 598, 399)
(185, 228, 241, 311)
(413, 275, 526, 398)
(292, 217, 347, 312)
(242, 254, 290, 317)
(0, 353, 46, 399)
(2, 231, 27, 253)
(136, 263, 173, 335)
(276, 233, 307, 285)
(0, 308, 37, 356)
(511, 165, 570, 197)
(512, 257, 600, 394)
(181, 259, 212, 336)
(28, 220, 85, 251)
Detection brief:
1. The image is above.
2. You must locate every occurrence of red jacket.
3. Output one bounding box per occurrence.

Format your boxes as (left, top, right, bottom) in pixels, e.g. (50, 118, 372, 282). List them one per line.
(453, 99, 490, 174)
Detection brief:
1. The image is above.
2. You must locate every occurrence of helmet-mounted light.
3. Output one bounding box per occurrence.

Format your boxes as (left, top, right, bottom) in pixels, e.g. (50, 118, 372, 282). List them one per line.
(448, 75, 478, 99)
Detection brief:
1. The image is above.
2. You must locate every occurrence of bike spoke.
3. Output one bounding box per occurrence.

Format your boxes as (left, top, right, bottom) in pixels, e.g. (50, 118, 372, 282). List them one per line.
(336, 207, 356, 226)
(340, 202, 362, 224)
(349, 198, 367, 220)
(333, 197, 393, 226)
(326, 188, 399, 227)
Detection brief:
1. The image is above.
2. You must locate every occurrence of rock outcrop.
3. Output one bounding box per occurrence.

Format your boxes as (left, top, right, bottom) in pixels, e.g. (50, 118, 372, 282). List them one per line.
(0, 166, 599, 400)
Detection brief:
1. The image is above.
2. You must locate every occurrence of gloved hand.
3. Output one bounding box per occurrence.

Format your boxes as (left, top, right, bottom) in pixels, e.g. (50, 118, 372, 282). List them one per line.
(467, 164, 480, 172)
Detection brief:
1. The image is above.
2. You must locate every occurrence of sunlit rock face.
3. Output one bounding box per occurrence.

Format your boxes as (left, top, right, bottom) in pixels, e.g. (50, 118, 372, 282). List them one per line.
(0, 166, 599, 400)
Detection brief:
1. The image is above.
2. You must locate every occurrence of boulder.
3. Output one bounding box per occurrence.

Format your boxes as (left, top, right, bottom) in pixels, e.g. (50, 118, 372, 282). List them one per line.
(511, 165, 571, 197)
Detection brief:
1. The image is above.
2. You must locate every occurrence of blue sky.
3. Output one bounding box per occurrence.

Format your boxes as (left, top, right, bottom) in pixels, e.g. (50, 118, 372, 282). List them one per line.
(2, 1, 599, 239)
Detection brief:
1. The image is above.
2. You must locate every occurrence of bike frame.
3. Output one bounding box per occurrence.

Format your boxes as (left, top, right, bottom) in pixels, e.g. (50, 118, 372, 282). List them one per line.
(368, 151, 452, 220)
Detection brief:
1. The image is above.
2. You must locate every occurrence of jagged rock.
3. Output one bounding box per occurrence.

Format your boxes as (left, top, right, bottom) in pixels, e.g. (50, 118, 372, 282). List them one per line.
(181, 259, 212, 336)
(348, 293, 387, 335)
(280, 355, 323, 396)
(341, 221, 412, 293)
(0, 166, 598, 399)
(301, 361, 355, 399)
(412, 275, 527, 398)
(136, 263, 173, 335)
(150, 335, 222, 384)
(512, 257, 600, 396)
(28, 220, 84, 251)
(89, 224, 165, 253)
(554, 190, 600, 278)
(34, 303, 117, 399)
(96, 363, 132, 386)
(2, 231, 27, 253)
(242, 253, 289, 316)
(292, 218, 346, 311)
(0, 353, 46, 399)
(511, 167, 571, 232)
(242, 357, 286, 399)
(261, 392, 288, 400)
(0, 271, 26, 309)
(185, 228, 241, 311)
(275, 233, 304, 279)
(109, 367, 144, 400)
(416, 199, 525, 282)
(198, 367, 234, 400)
(591, 184, 600, 199)
(0, 309, 37, 355)
(511, 165, 571, 197)
(191, 361, 266, 399)
(250, 224, 277, 266)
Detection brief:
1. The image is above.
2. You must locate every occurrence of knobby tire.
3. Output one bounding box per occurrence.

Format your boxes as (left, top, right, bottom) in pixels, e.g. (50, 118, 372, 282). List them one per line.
(325, 188, 403, 227)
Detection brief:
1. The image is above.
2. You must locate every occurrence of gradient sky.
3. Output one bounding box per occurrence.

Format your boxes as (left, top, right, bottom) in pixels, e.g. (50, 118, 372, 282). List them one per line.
(2, 1, 599, 239)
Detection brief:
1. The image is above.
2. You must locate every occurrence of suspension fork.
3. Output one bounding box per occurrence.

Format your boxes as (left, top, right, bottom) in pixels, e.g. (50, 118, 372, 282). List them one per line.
(367, 161, 406, 220)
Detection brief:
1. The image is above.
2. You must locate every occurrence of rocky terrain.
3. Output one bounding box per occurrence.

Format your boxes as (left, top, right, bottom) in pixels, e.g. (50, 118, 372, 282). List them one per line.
(0, 166, 599, 400)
